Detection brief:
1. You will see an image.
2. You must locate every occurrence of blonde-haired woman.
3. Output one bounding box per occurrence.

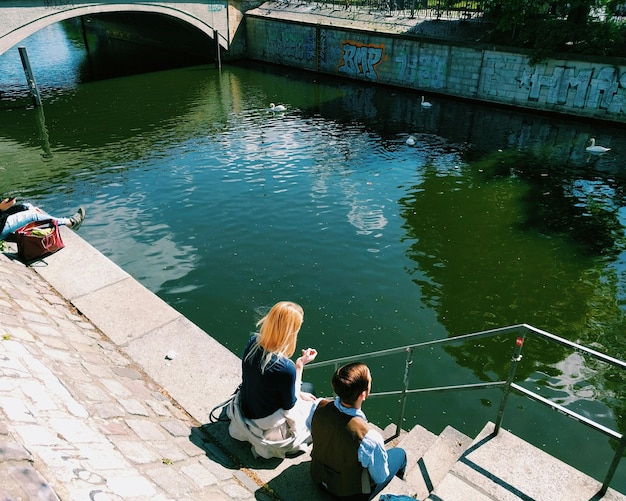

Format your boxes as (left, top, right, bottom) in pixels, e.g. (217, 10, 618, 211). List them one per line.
(228, 301, 319, 459)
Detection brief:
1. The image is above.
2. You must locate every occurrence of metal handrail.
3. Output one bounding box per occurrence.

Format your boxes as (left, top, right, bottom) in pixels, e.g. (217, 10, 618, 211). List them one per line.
(305, 323, 626, 496)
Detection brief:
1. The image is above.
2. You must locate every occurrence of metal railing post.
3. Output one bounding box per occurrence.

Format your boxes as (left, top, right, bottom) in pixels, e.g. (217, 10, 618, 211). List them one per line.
(18, 47, 42, 107)
(394, 347, 414, 438)
(599, 436, 626, 496)
(494, 332, 526, 434)
(214, 30, 222, 70)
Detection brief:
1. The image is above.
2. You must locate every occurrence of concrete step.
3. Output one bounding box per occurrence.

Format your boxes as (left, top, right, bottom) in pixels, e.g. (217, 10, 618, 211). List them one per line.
(376, 424, 472, 500)
(402, 425, 473, 499)
(431, 422, 626, 501)
(375, 423, 439, 499)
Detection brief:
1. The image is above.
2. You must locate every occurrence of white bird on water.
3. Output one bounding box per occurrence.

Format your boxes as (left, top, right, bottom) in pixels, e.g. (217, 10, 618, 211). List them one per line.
(268, 103, 286, 112)
(406, 135, 416, 146)
(586, 137, 610, 154)
(421, 96, 432, 108)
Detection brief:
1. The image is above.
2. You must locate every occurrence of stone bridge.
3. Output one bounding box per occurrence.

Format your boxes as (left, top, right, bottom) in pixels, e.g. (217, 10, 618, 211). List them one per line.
(0, 0, 240, 57)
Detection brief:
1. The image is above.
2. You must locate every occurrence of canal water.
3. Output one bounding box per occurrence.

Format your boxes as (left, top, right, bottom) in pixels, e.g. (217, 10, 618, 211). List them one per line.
(1, 23, 625, 490)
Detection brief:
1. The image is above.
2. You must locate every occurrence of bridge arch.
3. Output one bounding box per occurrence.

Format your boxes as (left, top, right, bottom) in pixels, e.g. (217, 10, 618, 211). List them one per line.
(0, 3, 228, 57)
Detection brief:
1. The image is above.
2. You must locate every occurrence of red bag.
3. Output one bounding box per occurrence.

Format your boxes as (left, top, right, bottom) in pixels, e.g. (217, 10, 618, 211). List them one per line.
(15, 219, 65, 263)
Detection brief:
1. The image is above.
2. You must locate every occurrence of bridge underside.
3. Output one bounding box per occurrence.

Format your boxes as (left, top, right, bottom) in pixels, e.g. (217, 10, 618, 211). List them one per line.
(76, 12, 218, 65)
(0, 2, 230, 58)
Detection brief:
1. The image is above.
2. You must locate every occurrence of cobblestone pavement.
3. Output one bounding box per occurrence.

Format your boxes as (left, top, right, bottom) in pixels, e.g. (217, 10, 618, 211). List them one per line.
(0, 251, 269, 501)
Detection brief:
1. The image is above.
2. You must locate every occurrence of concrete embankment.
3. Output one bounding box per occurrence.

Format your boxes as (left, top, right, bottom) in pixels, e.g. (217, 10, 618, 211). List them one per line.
(244, 1, 626, 124)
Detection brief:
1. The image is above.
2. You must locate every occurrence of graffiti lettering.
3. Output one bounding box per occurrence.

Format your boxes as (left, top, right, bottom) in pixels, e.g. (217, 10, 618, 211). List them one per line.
(267, 32, 315, 63)
(394, 53, 446, 89)
(338, 41, 384, 81)
(480, 54, 624, 114)
(529, 65, 620, 111)
(529, 66, 591, 106)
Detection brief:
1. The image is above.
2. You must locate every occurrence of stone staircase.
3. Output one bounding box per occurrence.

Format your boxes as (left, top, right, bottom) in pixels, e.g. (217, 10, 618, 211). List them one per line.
(378, 421, 626, 501)
(199, 416, 626, 501)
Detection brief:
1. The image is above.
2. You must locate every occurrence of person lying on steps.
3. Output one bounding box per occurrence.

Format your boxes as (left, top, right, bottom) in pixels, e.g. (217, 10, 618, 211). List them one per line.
(0, 196, 85, 241)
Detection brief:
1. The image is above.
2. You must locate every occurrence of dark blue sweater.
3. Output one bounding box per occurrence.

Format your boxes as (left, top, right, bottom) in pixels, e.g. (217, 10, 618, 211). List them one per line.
(240, 335, 297, 419)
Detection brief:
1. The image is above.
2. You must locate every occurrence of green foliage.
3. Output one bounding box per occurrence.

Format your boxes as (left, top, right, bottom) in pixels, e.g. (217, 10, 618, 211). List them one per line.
(482, 0, 626, 62)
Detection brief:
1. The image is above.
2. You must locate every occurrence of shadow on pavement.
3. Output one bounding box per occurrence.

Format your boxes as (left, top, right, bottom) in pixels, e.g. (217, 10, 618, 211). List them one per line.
(190, 418, 285, 470)
(263, 460, 336, 501)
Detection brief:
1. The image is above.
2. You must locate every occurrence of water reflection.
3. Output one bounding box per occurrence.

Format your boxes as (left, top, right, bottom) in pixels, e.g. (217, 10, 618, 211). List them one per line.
(2, 24, 626, 488)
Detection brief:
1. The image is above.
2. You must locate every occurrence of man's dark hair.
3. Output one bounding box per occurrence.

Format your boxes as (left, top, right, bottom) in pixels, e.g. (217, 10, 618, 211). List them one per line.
(331, 362, 370, 405)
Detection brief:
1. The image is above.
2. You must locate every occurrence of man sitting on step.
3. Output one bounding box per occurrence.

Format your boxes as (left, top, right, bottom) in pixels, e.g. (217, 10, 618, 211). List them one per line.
(310, 362, 407, 500)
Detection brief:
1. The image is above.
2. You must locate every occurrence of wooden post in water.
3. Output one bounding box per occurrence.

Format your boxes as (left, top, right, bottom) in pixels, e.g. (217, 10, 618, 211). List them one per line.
(18, 47, 42, 107)
(214, 30, 222, 70)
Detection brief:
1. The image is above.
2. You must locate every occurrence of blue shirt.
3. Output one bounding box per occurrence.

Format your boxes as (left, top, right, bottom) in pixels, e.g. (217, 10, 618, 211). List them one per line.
(240, 335, 297, 419)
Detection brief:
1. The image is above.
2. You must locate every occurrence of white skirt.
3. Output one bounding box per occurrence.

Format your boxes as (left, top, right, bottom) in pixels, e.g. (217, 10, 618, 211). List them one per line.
(227, 391, 317, 459)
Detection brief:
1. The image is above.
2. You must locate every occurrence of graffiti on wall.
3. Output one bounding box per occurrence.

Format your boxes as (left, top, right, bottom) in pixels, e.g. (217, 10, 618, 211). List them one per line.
(267, 31, 316, 63)
(393, 53, 447, 89)
(258, 20, 625, 117)
(522, 65, 625, 113)
(482, 53, 625, 114)
(337, 40, 385, 81)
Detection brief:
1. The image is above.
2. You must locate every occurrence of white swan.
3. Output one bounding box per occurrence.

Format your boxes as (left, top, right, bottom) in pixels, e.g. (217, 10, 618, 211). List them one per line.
(268, 103, 286, 112)
(406, 135, 416, 146)
(421, 96, 432, 108)
(586, 138, 610, 154)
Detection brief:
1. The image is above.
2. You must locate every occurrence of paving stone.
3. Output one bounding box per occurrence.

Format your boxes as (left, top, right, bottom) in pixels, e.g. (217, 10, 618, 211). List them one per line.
(93, 403, 126, 419)
(160, 419, 191, 437)
(61, 363, 93, 382)
(152, 442, 189, 463)
(8, 326, 39, 342)
(146, 465, 198, 496)
(112, 366, 143, 380)
(181, 461, 219, 487)
(49, 417, 107, 444)
(81, 442, 134, 471)
(0, 396, 37, 422)
(125, 419, 168, 441)
(198, 453, 238, 482)
(177, 439, 206, 458)
(146, 399, 172, 417)
(13, 298, 44, 313)
(37, 334, 71, 350)
(77, 382, 110, 402)
(113, 439, 159, 464)
(222, 481, 256, 500)
(0, 440, 32, 461)
(101, 378, 133, 397)
(8, 464, 60, 500)
(0, 357, 30, 378)
(106, 473, 158, 497)
(82, 361, 114, 378)
(118, 399, 150, 416)
(20, 310, 51, 324)
(28, 323, 62, 337)
(96, 420, 131, 436)
(2, 339, 30, 356)
(21, 380, 58, 411)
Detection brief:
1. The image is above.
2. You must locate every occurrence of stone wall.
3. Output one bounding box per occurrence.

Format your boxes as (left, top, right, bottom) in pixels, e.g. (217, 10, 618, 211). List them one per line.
(245, 15, 626, 124)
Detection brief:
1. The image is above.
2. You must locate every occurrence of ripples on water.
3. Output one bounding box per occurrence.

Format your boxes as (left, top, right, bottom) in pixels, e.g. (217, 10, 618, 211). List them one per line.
(2, 24, 626, 487)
